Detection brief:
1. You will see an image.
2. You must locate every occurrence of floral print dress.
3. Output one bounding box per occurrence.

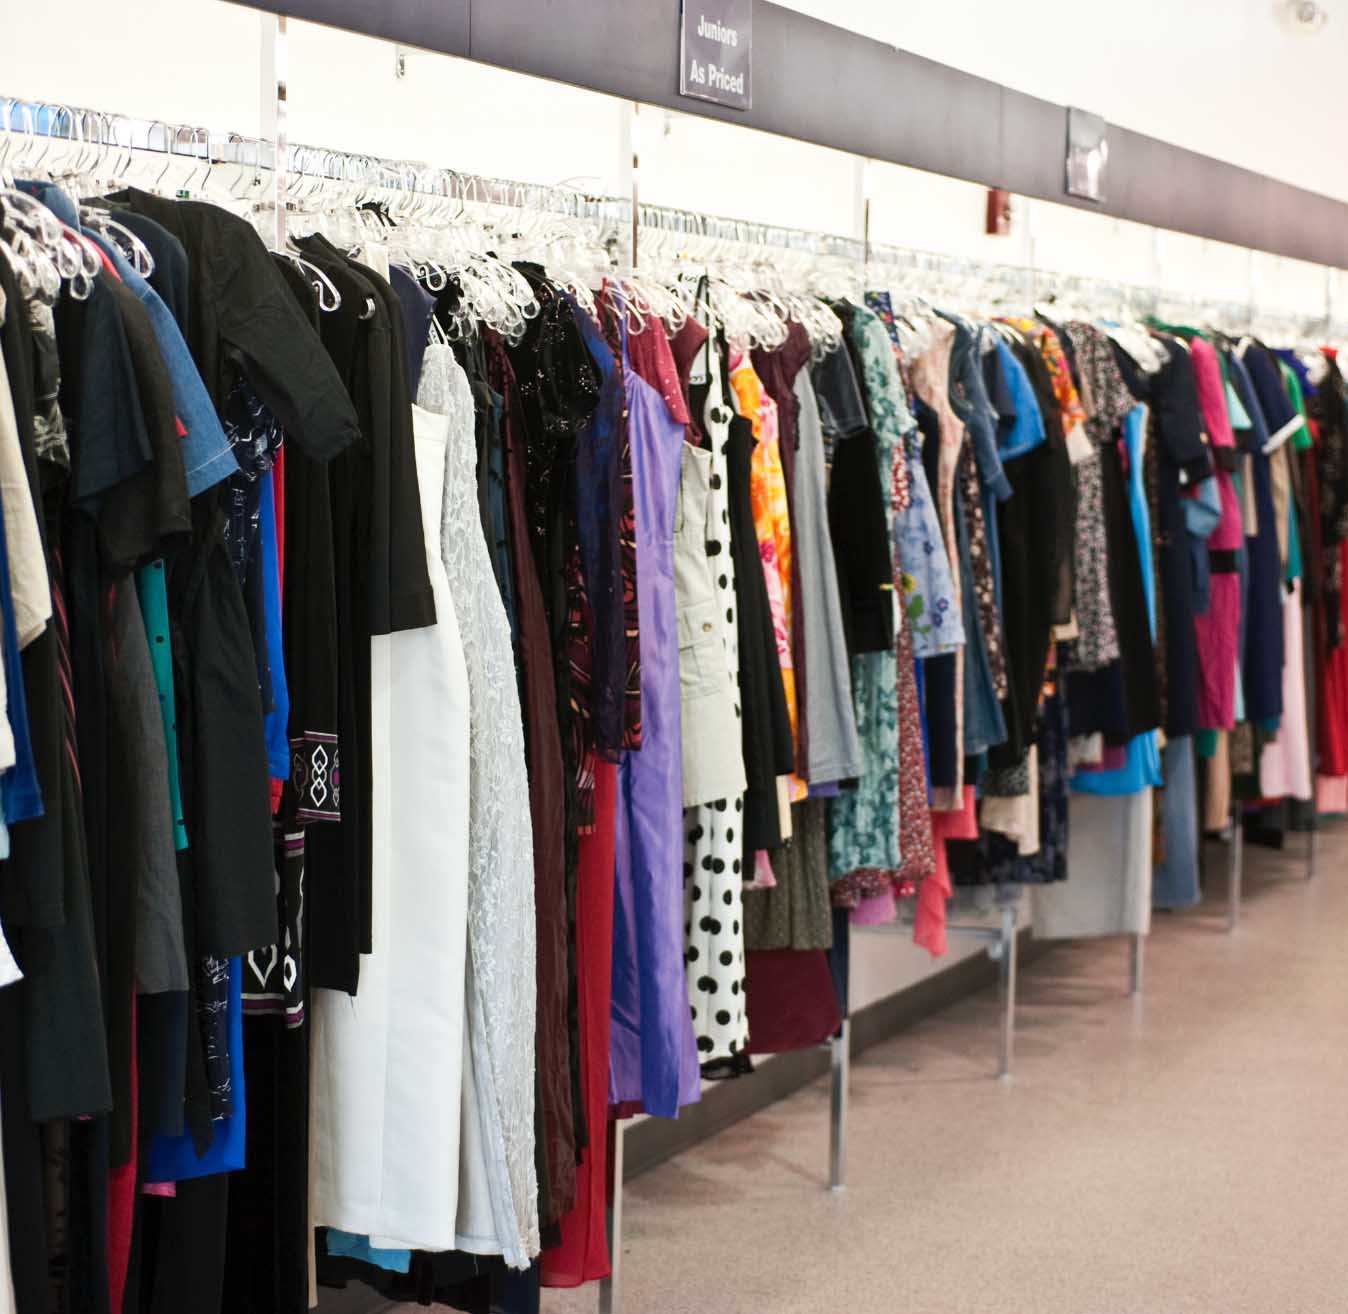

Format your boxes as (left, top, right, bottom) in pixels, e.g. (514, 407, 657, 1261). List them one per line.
(827, 306, 906, 884)
(865, 294, 963, 659)
(730, 353, 808, 807)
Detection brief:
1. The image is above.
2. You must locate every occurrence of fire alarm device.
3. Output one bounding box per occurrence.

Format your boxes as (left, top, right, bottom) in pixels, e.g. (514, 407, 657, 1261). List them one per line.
(986, 188, 1013, 236)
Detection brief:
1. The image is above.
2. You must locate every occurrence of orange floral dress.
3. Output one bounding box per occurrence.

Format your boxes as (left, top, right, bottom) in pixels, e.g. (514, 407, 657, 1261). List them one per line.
(730, 352, 808, 805)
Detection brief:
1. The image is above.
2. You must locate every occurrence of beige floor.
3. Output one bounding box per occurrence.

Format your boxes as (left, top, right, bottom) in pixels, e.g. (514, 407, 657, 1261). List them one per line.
(546, 827, 1348, 1314)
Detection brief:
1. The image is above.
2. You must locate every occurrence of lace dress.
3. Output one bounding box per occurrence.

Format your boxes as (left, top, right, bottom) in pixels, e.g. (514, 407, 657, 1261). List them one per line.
(421, 345, 540, 1267)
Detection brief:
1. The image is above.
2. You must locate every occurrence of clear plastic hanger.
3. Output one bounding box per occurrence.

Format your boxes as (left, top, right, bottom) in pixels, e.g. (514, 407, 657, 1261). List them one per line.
(0, 105, 98, 301)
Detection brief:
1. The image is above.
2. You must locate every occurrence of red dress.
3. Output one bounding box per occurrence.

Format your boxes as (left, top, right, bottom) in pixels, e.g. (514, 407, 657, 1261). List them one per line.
(540, 758, 618, 1286)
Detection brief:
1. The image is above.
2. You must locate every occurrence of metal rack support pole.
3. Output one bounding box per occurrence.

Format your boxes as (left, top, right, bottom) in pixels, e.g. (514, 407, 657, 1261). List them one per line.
(828, 1020, 850, 1192)
(995, 906, 1017, 1079)
(258, 13, 288, 251)
(1129, 933, 1145, 996)
(598, 1118, 626, 1314)
(1308, 817, 1319, 881)
(1228, 805, 1244, 932)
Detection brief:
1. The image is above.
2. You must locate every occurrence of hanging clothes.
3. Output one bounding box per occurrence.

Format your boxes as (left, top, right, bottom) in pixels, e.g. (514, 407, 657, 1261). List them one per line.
(420, 347, 539, 1267)
(609, 355, 701, 1118)
(683, 334, 751, 1068)
(1189, 335, 1244, 732)
(311, 387, 471, 1253)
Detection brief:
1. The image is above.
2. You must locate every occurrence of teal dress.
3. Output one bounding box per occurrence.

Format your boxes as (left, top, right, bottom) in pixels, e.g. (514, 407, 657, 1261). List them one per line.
(828, 306, 901, 881)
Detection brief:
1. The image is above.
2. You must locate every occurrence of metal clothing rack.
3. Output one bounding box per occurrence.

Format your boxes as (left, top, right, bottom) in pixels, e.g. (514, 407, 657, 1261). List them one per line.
(1224, 786, 1318, 934)
(863, 238, 1348, 344)
(7, 49, 1337, 1314)
(0, 95, 632, 244)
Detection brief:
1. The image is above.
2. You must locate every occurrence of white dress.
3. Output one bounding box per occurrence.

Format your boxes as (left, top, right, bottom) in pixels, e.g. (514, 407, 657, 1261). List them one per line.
(418, 345, 540, 1268)
(683, 341, 750, 1064)
(311, 391, 472, 1251)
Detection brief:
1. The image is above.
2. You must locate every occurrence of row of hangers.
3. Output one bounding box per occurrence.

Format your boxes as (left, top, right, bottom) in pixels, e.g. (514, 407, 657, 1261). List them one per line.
(5, 97, 1348, 370)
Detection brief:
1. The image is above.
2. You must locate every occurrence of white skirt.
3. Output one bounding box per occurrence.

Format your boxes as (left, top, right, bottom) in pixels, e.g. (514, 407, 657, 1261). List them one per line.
(1033, 790, 1154, 941)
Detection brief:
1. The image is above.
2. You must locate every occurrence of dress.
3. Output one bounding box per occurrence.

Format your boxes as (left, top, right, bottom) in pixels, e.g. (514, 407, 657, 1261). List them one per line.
(1062, 322, 1129, 673)
(1189, 335, 1243, 731)
(419, 347, 539, 1267)
(910, 319, 968, 803)
(311, 399, 472, 1251)
(724, 405, 793, 858)
(827, 306, 903, 884)
(684, 346, 751, 1065)
(1035, 398, 1158, 936)
(541, 758, 617, 1286)
(792, 368, 863, 784)
(674, 441, 746, 809)
(730, 351, 806, 805)
(864, 300, 962, 658)
(1228, 348, 1285, 727)
(610, 363, 701, 1117)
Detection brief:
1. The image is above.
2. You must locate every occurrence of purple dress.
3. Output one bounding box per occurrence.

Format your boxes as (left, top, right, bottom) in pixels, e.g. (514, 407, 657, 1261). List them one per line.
(609, 365, 701, 1117)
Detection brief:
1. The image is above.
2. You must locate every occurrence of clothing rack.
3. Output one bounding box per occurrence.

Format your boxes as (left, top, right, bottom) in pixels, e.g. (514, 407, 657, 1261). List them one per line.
(0, 96, 631, 238)
(863, 239, 1348, 345)
(6, 93, 1346, 342)
(633, 200, 866, 264)
(5, 74, 1334, 1314)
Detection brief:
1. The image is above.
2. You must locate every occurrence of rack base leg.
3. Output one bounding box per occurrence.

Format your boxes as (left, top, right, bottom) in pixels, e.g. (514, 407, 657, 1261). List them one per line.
(1227, 807, 1243, 933)
(995, 907, 1017, 1080)
(828, 1020, 849, 1192)
(1129, 933, 1144, 996)
(1308, 821, 1319, 882)
(598, 1119, 625, 1314)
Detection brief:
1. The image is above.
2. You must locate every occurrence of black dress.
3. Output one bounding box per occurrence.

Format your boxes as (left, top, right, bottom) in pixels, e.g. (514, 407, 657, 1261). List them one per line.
(724, 410, 793, 858)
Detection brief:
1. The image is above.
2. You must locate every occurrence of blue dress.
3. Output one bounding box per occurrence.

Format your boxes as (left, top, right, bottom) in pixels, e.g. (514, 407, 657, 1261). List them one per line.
(863, 294, 963, 658)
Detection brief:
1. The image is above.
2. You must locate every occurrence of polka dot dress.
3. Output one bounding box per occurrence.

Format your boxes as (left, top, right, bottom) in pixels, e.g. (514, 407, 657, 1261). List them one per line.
(684, 341, 749, 1063)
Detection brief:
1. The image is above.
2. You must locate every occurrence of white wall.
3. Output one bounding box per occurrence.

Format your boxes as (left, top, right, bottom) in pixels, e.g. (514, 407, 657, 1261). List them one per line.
(3, 3, 1343, 323)
(0, 3, 1338, 1008)
(777, 0, 1348, 205)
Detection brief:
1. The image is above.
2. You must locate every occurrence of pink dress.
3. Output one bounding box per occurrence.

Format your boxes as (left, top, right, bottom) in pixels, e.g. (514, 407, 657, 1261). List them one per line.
(1190, 337, 1242, 730)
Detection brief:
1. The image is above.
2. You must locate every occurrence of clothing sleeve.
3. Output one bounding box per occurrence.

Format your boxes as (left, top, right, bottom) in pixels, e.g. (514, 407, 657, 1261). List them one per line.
(811, 343, 869, 441)
(282, 440, 340, 822)
(61, 276, 153, 508)
(984, 337, 1016, 427)
(1244, 344, 1302, 454)
(956, 328, 1012, 502)
(1155, 340, 1215, 488)
(100, 278, 192, 571)
(141, 286, 239, 498)
(1278, 362, 1315, 452)
(827, 428, 893, 654)
(0, 347, 50, 649)
(92, 228, 239, 500)
(119, 212, 192, 332)
(1037, 327, 1088, 434)
(106, 582, 187, 995)
(258, 474, 290, 786)
(1190, 338, 1236, 452)
(208, 212, 361, 464)
(361, 271, 437, 636)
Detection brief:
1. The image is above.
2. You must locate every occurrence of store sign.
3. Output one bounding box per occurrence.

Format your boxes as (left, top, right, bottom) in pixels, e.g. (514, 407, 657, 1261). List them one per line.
(1065, 107, 1108, 202)
(679, 0, 752, 110)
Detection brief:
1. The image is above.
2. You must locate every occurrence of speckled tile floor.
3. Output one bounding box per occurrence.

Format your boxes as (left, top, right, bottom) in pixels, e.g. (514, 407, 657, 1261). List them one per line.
(545, 827, 1348, 1314)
